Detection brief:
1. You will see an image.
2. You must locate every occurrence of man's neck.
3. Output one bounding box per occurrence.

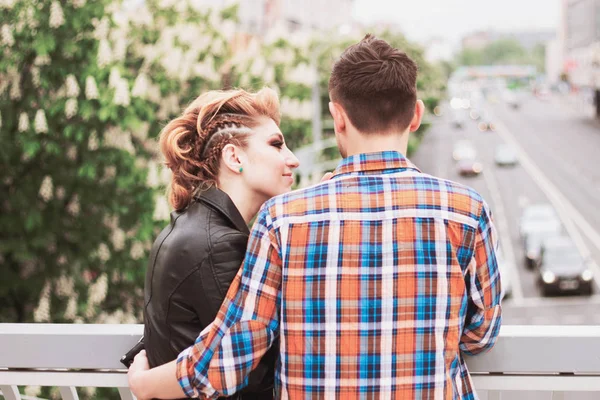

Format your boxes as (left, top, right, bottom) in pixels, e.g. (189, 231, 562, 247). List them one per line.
(344, 130, 409, 157)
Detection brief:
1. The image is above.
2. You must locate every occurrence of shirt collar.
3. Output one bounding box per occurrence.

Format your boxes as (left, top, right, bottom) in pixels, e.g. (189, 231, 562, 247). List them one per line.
(331, 151, 421, 178)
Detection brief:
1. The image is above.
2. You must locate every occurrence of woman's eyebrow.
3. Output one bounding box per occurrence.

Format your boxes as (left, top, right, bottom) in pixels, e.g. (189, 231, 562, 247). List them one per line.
(269, 133, 285, 141)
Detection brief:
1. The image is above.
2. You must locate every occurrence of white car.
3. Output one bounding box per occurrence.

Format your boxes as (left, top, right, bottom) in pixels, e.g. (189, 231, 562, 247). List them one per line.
(452, 140, 477, 161)
(494, 144, 518, 166)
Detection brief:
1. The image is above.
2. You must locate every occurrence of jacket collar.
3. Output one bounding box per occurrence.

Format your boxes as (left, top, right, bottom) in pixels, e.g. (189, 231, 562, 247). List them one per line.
(194, 187, 249, 235)
(331, 151, 421, 178)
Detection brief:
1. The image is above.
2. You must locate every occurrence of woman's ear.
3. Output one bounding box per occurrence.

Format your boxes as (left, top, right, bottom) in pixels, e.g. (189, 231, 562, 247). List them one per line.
(221, 144, 245, 174)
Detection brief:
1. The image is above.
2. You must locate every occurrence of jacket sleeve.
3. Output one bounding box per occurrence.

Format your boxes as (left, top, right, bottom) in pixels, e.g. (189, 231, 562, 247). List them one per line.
(188, 232, 277, 395)
(460, 200, 503, 356)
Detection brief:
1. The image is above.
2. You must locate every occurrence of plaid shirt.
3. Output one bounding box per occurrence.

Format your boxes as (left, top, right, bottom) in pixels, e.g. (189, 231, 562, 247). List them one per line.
(177, 151, 502, 400)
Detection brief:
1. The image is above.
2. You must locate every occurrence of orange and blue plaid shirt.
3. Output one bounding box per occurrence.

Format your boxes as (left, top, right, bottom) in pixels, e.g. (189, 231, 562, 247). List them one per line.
(177, 151, 502, 400)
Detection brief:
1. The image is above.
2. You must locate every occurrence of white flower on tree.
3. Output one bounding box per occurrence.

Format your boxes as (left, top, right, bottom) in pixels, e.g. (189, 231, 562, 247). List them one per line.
(55, 186, 65, 200)
(153, 196, 170, 221)
(34, 54, 51, 66)
(93, 17, 109, 40)
(87, 273, 108, 306)
(108, 67, 121, 88)
(88, 131, 98, 150)
(66, 194, 80, 216)
(55, 275, 75, 297)
(10, 74, 21, 100)
(72, 0, 86, 8)
(18, 112, 29, 132)
(110, 228, 125, 251)
(132, 72, 149, 98)
(34, 110, 48, 134)
(146, 161, 159, 187)
(1, 24, 14, 46)
(97, 39, 112, 67)
(65, 74, 80, 97)
(65, 98, 78, 119)
(64, 296, 78, 320)
(31, 66, 41, 87)
(96, 244, 111, 263)
(38, 176, 54, 202)
(49, 1, 65, 28)
(66, 145, 77, 161)
(113, 79, 130, 106)
(85, 76, 99, 99)
(33, 281, 51, 322)
(130, 241, 145, 260)
(0, 0, 16, 10)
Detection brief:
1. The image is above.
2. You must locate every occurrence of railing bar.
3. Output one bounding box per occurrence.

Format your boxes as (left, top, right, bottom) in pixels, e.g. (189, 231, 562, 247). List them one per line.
(0, 385, 22, 400)
(58, 386, 79, 400)
(117, 387, 135, 400)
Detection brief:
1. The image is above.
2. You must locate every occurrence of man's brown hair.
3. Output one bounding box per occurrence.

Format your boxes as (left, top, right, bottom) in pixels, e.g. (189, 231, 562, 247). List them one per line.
(328, 34, 418, 134)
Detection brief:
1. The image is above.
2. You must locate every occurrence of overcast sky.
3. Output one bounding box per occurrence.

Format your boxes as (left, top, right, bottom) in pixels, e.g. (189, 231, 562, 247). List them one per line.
(353, 0, 561, 45)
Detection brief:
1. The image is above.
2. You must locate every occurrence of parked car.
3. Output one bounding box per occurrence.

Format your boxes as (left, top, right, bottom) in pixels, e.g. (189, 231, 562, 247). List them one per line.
(494, 144, 518, 166)
(537, 236, 594, 296)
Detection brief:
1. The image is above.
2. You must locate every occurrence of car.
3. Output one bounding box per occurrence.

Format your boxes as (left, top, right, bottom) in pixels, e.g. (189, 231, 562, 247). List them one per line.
(496, 249, 514, 300)
(523, 229, 560, 269)
(494, 144, 518, 166)
(537, 236, 594, 296)
(519, 203, 561, 241)
(452, 112, 466, 129)
(457, 158, 483, 177)
(477, 111, 496, 132)
(452, 140, 476, 161)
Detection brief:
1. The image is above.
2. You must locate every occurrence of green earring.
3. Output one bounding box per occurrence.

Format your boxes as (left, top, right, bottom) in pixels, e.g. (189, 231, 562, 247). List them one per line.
(239, 167, 243, 173)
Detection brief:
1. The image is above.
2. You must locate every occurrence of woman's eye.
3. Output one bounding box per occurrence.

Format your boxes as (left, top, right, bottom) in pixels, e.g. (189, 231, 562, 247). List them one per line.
(271, 141, 284, 149)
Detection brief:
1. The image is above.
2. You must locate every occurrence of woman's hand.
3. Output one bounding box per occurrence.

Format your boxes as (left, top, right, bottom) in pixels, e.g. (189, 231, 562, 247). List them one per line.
(127, 350, 150, 400)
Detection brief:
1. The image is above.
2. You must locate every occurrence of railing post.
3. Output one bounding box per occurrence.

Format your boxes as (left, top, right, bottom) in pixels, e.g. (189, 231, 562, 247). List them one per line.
(117, 387, 136, 400)
(488, 390, 500, 400)
(58, 386, 79, 400)
(552, 392, 565, 400)
(0, 385, 22, 400)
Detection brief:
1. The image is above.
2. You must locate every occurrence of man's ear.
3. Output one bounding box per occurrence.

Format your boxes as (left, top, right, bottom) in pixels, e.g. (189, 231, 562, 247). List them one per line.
(329, 101, 347, 135)
(409, 99, 425, 133)
(221, 143, 245, 174)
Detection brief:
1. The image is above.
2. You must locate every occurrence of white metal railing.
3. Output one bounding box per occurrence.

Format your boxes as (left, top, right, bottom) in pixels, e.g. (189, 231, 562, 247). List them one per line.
(1, 324, 600, 399)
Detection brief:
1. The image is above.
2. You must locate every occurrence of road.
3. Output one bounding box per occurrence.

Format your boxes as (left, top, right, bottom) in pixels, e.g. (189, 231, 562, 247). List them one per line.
(411, 93, 600, 326)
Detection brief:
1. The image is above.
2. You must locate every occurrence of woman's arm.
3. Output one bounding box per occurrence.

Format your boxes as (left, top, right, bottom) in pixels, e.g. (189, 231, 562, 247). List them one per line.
(128, 351, 187, 400)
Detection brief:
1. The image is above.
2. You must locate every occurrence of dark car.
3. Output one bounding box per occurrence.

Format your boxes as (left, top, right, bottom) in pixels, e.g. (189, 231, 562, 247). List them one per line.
(537, 236, 594, 296)
(457, 159, 483, 177)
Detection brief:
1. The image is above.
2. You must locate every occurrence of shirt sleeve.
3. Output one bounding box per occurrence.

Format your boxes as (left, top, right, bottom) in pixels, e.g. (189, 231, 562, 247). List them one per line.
(459, 200, 503, 356)
(176, 205, 282, 398)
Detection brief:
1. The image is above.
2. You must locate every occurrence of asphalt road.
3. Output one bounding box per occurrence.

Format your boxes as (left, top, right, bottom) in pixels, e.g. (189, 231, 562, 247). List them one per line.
(411, 93, 600, 326)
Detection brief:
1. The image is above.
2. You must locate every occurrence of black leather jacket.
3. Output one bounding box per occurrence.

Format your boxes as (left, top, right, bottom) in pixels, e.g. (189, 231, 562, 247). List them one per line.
(143, 188, 276, 399)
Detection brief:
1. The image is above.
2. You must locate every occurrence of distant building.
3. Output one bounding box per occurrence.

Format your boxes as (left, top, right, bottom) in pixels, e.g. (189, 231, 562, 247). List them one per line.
(461, 30, 555, 51)
(562, 0, 600, 88)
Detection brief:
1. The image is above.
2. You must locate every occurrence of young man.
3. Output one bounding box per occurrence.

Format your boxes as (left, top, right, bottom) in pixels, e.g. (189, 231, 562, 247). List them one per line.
(129, 34, 502, 400)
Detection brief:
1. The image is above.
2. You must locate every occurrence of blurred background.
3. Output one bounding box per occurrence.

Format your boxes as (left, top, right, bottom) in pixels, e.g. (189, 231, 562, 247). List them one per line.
(1, 0, 599, 397)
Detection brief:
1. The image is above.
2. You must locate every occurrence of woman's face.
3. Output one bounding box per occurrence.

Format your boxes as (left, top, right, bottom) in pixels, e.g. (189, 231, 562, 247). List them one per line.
(241, 117, 300, 201)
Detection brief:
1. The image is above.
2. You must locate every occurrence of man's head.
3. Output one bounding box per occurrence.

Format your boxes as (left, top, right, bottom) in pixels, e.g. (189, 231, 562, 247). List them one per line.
(328, 34, 424, 157)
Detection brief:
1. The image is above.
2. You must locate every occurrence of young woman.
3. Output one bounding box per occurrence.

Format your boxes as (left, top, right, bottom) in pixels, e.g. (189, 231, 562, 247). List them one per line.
(142, 88, 299, 399)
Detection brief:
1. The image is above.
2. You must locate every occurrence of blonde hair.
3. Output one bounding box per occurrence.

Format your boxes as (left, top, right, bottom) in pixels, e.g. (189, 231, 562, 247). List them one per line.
(159, 88, 280, 210)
